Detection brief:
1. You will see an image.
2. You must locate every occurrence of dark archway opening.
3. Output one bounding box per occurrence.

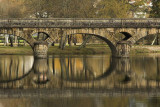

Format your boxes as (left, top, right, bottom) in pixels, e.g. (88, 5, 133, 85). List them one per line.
(0, 33, 33, 54)
(32, 32, 49, 41)
(136, 34, 160, 45)
(48, 33, 116, 55)
(115, 32, 132, 41)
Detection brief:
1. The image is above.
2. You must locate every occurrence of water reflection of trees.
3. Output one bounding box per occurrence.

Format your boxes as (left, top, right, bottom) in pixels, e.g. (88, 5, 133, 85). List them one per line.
(0, 55, 34, 82)
(131, 55, 160, 81)
(1, 55, 160, 89)
(48, 55, 111, 81)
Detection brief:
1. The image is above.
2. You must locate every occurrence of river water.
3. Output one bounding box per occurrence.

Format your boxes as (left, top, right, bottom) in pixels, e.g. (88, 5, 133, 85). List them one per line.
(0, 54, 160, 107)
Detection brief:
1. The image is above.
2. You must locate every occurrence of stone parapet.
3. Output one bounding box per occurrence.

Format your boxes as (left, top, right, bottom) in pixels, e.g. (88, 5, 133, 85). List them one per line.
(0, 18, 159, 28)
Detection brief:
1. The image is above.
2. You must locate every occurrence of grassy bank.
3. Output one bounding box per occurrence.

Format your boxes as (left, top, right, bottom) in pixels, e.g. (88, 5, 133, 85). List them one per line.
(130, 45, 160, 54)
(48, 44, 111, 55)
(0, 44, 111, 55)
(0, 46, 33, 55)
(0, 44, 160, 55)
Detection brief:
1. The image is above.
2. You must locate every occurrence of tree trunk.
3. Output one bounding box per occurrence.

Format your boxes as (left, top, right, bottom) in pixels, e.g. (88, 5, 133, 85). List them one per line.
(18, 37, 20, 46)
(59, 29, 64, 49)
(9, 35, 13, 47)
(59, 35, 64, 49)
(52, 58, 55, 74)
(82, 34, 86, 47)
(142, 38, 144, 45)
(68, 35, 72, 46)
(157, 57, 160, 87)
(4, 34, 9, 46)
(51, 42, 55, 46)
(62, 35, 68, 50)
(157, 34, 159, 45)
(151, 35, 157, 45)
(24, 40, 27, 46)
(73, 36, 77, 46)
(78, 34, 92, 50)
(14, 36, 17, 47)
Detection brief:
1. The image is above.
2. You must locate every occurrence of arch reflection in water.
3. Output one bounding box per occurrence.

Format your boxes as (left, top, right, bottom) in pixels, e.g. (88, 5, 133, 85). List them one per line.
(1, 55, 160, 89)
(0, 55, 34, 82)
(48, 55, 111, 82)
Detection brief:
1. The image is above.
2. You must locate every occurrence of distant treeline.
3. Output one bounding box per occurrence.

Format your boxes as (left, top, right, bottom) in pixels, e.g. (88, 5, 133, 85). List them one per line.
(0, 0, 159, 18)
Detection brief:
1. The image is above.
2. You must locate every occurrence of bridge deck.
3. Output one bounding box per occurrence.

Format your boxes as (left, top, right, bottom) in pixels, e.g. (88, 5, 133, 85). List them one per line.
(0, 18, 160, 28)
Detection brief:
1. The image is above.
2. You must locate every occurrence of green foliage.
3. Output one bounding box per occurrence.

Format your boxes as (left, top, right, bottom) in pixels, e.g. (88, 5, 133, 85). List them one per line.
(129, 0, 145, 12)
(0, 0, 25, 18)
(24, 0, 96, 18)
(96, 0, 131, 18)
(96, 0, 152, 18)
(150, 0, 160, 18)
(0, 0, 154, 18)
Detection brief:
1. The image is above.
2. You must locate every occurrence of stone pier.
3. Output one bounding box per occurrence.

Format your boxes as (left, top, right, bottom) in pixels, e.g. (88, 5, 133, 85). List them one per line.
(33, 41, 48, 58)
(115, 41, 131, 58)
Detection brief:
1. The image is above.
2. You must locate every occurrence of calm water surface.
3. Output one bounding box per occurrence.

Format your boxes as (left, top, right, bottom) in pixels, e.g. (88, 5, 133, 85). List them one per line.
(0, 54, 160, 107)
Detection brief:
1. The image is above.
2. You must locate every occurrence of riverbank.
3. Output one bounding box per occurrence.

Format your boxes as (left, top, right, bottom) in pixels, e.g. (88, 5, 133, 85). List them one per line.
(0, 44, 111, 55)
(0, 44, 160, 55)
(131, 45, 160, 54)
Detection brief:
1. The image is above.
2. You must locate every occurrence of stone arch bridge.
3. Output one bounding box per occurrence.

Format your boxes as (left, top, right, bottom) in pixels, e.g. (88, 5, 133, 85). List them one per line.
(0, 18, 160, 58)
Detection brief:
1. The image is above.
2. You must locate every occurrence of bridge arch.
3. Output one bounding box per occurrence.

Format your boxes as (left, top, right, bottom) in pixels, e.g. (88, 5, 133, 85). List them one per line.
(0, 28, 36, 49)
(120, 32, 132, 40)
(0, 55, 34, 83)
(14, 33, 36, 49)
(0, 33, 34, 49)
(64, 29, 118, 55)
(127, 28, 160, 45)
(113, 28, 136, 41)
(32, 32, 50, 41)
(45, 56, 118, 88)
(136, 34, 158, 45)
(114, 32, 132, 41)
(30, 29, 55, 46)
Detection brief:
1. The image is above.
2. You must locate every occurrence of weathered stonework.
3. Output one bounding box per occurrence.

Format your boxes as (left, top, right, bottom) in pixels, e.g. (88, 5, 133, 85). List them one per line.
(34, 42, 48, 58)
(115, 41, 131, 58)
(0, 18, 159, 57)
